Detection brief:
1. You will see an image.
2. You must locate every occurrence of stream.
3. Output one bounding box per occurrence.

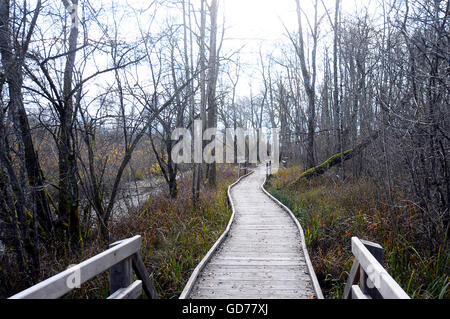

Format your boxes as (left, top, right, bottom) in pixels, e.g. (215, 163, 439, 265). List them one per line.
(110, 177, 166, 223)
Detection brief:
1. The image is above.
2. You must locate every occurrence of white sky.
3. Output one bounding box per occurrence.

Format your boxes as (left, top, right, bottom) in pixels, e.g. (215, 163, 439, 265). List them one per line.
(223, 0, 298, 43)
(219, 0, 380, 95)
(34, 0, 381, 114)
(222, 0, 379, 42)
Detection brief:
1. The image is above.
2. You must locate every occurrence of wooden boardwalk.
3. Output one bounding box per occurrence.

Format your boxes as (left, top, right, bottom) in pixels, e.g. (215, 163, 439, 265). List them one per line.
(8, 165, 410, 300)
(181, 165, 323, 299)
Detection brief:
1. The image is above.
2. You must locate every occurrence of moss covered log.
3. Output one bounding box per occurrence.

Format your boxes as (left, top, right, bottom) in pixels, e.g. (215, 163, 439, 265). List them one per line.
(292, 131, 380, 184)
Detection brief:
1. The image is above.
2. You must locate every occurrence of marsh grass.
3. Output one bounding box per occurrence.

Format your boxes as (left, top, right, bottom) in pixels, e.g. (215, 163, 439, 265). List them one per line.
(1, 165, 237, 299)
(266, 167, 449, 299)
(110, 166, 235, 299)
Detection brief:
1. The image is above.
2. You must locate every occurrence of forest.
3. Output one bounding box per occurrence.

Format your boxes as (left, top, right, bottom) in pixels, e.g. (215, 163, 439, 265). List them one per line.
(0, 0, 448, 299)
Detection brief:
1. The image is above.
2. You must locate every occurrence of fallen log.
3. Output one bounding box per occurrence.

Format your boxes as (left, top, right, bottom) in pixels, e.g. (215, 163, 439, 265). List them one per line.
(292, 131, 380, 185)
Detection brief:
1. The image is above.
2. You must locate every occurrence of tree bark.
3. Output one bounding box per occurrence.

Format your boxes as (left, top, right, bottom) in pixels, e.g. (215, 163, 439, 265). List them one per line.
(0, 0, 53, 236)
(295, 0, 318, 170)
(59, 0, 82, 250)
(206, 0, 218, 187)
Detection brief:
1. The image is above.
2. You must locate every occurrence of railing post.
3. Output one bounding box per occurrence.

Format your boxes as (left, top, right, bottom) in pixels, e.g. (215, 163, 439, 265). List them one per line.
(238, 163, 241, 179)
(131, 254, 159, 299)
(359, 240, 384, 299)
(109, 242, 133, 295)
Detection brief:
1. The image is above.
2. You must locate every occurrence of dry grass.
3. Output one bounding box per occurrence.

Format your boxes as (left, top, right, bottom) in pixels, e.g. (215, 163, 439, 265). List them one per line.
(0, 165, 237, 299)
(266, 167, 449, 299)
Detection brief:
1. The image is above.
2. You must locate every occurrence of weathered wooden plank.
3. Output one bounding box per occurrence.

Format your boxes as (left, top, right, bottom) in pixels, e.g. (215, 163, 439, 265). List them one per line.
(107, 281, 143, 300)
(200, 267, 310, 275)
(192, 293, 313, 299)
(195, 280, 312, 290)
(200, 268, 311, 278)
(234, 221, 294, 226)
(195, 287, 313, 294)
(343, 261, 360, 299)
(193, 286, 314, 294)
(132, 253, 159, 299)
(212, 257, 305, 263)
(196, 274, 312, 281)
(191, 288, 314, 299)
(209, 261, 304, 266)
(110, 256, 132, 295)
(233, 225, 295, 229)
(228, 230, 299, 235)
(219, 243, 301, 248)
(9, 236, 141, 299)
(225, 235, 300, 242)
(220, 248, 299, 252)
(109, 237, 133, 295)
(218, 252, 302, 257)
(216, 245, 300, 255)
(216, 253, 304, 259)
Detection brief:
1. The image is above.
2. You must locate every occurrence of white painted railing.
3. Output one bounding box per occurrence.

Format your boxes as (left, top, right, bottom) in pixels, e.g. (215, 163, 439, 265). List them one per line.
(9, 235, 158, 300)
(343, 237, 410, 299)
(238, 161, 249, 178)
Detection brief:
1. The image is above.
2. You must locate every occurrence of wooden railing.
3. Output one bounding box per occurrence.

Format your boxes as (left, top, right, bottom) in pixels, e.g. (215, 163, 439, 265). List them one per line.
(9, 235, 158, 300)
(343, 237, 410, 299)
(238, 161, 249, 178)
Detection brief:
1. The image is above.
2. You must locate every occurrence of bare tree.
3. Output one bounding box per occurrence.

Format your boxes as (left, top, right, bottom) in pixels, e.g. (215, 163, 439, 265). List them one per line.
(0, 0, 45, 282)
(205, 0, 219, 186)
(293, 0, 321, 169)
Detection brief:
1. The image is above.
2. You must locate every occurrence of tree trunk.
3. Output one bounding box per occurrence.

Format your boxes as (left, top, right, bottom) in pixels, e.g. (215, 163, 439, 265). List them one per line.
(0, 0, 53, 236)
(206, 0, 219, 187)
(295, 0, 318, 170)
(59, 0, 82, 251)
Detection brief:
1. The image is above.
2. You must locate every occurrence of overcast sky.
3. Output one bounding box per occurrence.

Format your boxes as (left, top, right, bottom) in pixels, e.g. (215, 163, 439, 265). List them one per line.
(216, 0, 380, 95)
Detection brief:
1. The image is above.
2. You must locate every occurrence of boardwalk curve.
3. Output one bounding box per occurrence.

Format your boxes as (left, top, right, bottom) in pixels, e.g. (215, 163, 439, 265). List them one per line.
(181, 165, 323, 299)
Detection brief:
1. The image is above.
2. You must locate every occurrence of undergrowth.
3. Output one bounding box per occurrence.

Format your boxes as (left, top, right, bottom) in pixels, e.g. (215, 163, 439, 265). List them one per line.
(1, 165, 237, 299)
(266, 166, 449, 299)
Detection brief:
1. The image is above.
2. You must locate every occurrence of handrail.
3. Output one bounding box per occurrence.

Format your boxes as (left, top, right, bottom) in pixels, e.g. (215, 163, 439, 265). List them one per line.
(9, 235, 158, 300)
(343, 237, 410, 299)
